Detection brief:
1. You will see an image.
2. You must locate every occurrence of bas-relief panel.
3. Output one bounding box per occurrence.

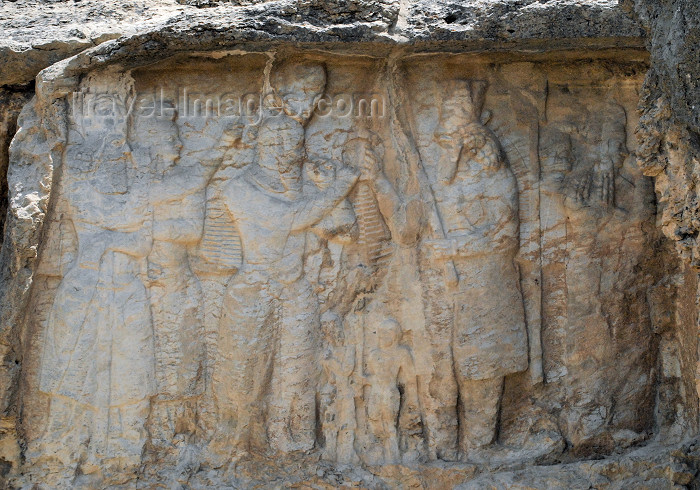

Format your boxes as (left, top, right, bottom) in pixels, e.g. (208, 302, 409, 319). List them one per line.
(20, 52, 670, 479)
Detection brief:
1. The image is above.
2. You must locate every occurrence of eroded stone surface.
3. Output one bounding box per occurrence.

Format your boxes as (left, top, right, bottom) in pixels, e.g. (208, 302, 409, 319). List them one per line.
(0, 0, 645, 87)
(0, 1, 698, 488)
(0, 47, 693, 487)
(623, 0, 700, 271)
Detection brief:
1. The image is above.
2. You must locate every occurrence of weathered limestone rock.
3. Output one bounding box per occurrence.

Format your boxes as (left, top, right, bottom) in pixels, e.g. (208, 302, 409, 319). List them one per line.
(622, 0, 700, 269)
(0, 0, 698, 488)
(0, 0, 646, 87)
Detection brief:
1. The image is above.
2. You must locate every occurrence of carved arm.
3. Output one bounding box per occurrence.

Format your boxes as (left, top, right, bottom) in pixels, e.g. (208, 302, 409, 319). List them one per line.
(290, 163, 359, 232)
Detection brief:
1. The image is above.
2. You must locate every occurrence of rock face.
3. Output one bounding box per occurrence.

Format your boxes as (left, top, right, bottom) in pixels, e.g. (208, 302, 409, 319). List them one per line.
(0, 1, 698, 488)
(625, 0, 700, 267)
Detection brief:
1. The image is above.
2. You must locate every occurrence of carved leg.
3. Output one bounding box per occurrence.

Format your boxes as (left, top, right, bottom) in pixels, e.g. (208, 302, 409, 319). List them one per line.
(365, 396, 386, 463)
(148, 241, 205, 401)
(418, 265, 459, 460)
(336, 427, 358, 465)
(147, 243, 204, 464)
(423, 367, 459, 461)
(104, 399, 152, 469)
(365, 387, 400, 464)
(84, 276, 154, 476)
(455, 376, 504, 460)
(27, 396, 89, 481)
(320, 387, 339, 461)
(335, 387, 359, 464)
(212, 274, 276, 456)
(384, 413, 401, 464)
(268, 279, 320, 452)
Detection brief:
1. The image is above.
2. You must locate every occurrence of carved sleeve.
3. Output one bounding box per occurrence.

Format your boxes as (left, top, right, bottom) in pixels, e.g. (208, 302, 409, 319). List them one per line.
(291, 166, 359, 232)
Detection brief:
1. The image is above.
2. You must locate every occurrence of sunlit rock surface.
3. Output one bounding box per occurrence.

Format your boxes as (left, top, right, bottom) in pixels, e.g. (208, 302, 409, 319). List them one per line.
(0, 1, 699, 487)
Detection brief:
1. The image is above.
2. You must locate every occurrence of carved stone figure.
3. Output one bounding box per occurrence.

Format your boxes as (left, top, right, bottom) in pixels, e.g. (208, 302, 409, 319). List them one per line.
(345, 133, 424, 250)
(363, 318, 417, 464)
(9, 45, 686, 488)
(36, 88, 155, 479)
(212, 61, 359, 456)
(192, 118, 256, 441)
(563, 100, 628, 211)
(547, 97, 659, 450)
(319, 311, 358, 464)
(129, 99, 210, 465)
(425, 81, 528, 459)
(304, 155, 358, 302)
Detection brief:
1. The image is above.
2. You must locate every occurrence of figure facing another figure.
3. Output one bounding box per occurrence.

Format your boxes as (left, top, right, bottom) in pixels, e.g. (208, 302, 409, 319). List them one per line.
(129, 98, 210, 465)
(212, 60, 358, 457)
(36, 88, 155, 481)
(426, 80, 529, 460)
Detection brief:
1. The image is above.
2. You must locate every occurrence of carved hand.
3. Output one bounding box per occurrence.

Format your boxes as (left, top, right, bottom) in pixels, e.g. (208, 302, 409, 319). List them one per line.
(595, 158, 615, 206)
(359, 147, 382, 181)
(336, 160, 361, 188)
(423, 238, 457, 259)
(570, 169, 592, 205)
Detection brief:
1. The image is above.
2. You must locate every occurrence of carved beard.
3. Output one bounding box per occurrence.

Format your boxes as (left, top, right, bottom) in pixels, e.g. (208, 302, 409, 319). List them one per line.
(91, 135, 129, 195)
(279, 162, 302, 193)
(279, 92, 322, 126)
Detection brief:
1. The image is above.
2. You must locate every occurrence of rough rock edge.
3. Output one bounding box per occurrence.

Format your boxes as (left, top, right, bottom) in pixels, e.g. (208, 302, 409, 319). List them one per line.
(0, 0, 645, 87)
(621, 0, 700, 268)
(0, 96, 62, 483)
(2, 0, 699, 486)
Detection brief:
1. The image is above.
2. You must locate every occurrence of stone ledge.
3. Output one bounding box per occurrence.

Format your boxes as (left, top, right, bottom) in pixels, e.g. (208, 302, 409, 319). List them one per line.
(1, 0, 644, 87)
